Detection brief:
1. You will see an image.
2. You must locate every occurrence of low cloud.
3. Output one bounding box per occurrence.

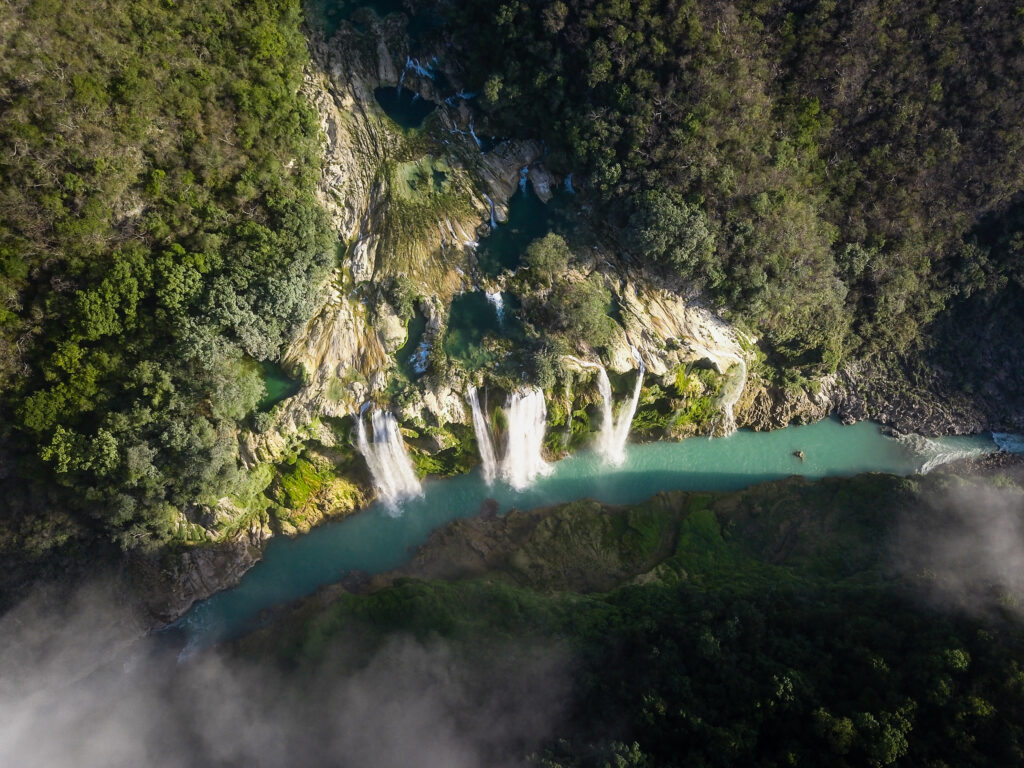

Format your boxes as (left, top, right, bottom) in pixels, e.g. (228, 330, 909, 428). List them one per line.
(0, 583, 569, 767)
(891, 480, 1024, 618)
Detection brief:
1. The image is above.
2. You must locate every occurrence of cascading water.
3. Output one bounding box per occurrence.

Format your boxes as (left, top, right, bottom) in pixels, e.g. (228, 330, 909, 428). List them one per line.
(483, 194, 497, 229)
(994, 433, 1024, 454)
(468, 118, 483, 150)
(718, 356, 747, 435)
(519, 165, 529, 194)
(466, 386, 498, 484)
(610, 359, 645, 464)
(563, 355, 645, 466)
(690, 344, 747, 436)
(486, 290, 504, 325)
(897, 433, 996, 473)
(593, 365, 616, 459)
(356, 409, 422, 507)
(501, 388, 552, 490)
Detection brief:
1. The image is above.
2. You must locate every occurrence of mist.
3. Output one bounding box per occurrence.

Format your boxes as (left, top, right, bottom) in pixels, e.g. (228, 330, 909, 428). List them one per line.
(891, 479, 1024, 618)
(0, 583, 570, 767)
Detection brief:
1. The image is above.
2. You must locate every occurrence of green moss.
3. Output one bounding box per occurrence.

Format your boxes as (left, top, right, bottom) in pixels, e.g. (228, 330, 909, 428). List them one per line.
(269, 451, 364, 534)
(275, 457, 330, 510)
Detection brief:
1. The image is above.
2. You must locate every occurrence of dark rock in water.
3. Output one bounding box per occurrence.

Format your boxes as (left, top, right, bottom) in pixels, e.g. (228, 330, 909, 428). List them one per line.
(794, 450, 805, 461)
(479, 497, 500, 519)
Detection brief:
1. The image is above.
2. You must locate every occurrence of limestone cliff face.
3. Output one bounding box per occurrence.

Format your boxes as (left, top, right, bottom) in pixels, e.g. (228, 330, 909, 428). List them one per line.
(132, 506, 274, 624)
(611, 275, 747, 380)
(239, 18, 551, 465)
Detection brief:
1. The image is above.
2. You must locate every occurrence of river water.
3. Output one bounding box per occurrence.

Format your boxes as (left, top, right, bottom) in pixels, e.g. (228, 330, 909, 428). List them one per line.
(175, 418, 1006, 647)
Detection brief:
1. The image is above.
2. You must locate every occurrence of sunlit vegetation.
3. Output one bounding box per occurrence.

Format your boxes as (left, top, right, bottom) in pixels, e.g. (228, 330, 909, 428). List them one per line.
(0, 0, 332, 556)
(432, 0, 1024, 375)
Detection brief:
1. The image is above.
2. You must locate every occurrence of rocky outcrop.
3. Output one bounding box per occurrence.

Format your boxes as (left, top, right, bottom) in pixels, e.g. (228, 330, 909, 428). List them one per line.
(130, 513, 273, 625)
(736, 374, 843, 432)
(609, 272, 748, 379)
(832, 362, 992, 436)
(735, 360, 1009, 437)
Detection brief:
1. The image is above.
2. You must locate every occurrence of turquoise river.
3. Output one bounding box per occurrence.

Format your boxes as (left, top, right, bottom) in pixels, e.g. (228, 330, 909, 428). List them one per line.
(175, 418, 1009, 648)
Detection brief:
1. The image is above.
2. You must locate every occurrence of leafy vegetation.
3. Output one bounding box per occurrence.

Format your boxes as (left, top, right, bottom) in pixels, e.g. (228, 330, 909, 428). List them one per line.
(0, 0, 332, 557)
(432, 0, 1024, 375)
(242, 470, 1024, 767)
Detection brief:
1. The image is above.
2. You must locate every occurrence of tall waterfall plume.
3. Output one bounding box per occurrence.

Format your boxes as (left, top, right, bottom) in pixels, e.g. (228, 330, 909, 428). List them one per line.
(466, 386, 498, 484)
(356, 409, 422, 507)
(690, 345, 747, 436)
(718, 355, 747, 435)
(610, 357, 645, 464)
(501, 388, 551, 490)
(564, 355, 645, 465)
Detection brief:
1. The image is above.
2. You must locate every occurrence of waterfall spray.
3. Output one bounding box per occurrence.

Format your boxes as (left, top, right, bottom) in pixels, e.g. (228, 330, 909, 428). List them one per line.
(356, 410, 422, 507)
(486, 291, 504, 325)
(609, 359, 645, 464)
(563, 354, 644, 466)
(717, 355, 747, 435)
(501, 388, 551, 490)
(467, 386, 498, 484)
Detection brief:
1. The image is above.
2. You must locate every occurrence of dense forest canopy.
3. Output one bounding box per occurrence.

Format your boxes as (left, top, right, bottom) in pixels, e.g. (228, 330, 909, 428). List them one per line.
(246, 472, 1024, 767)
(433, 0, 1024, 370)
(0, 0, 331, 556)
(1, 0, 1022, 567)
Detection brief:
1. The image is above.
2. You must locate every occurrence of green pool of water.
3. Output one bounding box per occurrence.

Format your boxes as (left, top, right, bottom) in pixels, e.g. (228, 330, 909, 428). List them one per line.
(257, 362, 300, 412)
(174, 418, 1002, 647)
(374, 86, 437, 130)
(477, 182, 578, 276)
(442, 291, 523, 370)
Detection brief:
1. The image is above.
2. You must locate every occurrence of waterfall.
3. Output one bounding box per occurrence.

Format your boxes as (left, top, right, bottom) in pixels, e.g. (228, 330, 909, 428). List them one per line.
(408, 340, 430, 374)
(486, 290, 504, 325)
(593, 365, 616, 459)
(690, 344, 747, 436)
(563, 355, 644, 466)
(564, 172, 575, 194)
(610, 360, 645, 464)
(467, 386, 498, 484)
(356, 410, 422, 506)
(519, 165, 529, 194)
(718, 356, 747, 435)
(501, 388, 552, 490)
(483, 194, 497, 229)
(404, 56, 435, 79)
(396, 69, 405, 94)
(468, 118, 483, 150)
